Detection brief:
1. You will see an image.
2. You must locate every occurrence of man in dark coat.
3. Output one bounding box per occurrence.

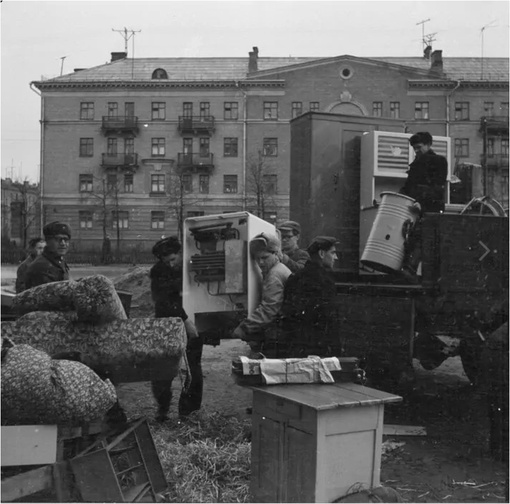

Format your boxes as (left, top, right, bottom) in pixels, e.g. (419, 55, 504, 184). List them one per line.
(399, 132, 448, 279)
(279, 236, 340, 358)
(16, 237, 46, 293)
(149, 236, 202, 421)
(25, 222, 71, 290)
(277, 220, 310, 273)
(400, 131, 448, 213)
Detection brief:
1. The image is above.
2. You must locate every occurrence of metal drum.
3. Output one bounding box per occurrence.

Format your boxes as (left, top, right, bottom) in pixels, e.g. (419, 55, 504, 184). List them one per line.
(361, 192, 418, 273)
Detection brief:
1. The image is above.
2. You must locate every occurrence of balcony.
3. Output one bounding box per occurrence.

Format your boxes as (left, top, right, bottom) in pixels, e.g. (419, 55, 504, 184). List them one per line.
(483, 153, 509, 168)
(101, 153, 139, 170)
(101, 116, 139, 136)
(480, 115, 509, 134)
(177, 153, 214, 173)
(178, 116, 215, 136)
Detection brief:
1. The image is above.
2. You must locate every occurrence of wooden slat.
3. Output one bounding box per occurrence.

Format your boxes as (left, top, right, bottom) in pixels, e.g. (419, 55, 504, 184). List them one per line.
(1, 465, 53, 501)
(123, 482, 152, 503)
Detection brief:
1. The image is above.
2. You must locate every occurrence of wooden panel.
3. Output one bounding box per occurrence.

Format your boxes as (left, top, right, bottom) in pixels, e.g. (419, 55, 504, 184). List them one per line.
(1, 425, 57, 466)
(134, 422, 168, 495)
(250, 414, 281, 503)
(284, 426, 316, 503)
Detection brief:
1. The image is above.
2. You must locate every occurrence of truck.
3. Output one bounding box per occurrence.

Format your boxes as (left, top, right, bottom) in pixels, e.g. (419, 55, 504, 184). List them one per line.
(181, 111, 508, 386)
(288, 112, 508, 385)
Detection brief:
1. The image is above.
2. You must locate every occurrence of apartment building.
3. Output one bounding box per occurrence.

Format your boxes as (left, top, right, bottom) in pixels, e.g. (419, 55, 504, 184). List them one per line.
(32, 48, 508, 253)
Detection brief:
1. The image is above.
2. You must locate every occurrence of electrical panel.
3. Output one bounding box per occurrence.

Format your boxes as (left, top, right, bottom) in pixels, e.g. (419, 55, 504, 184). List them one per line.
(183, 212, 276, 344)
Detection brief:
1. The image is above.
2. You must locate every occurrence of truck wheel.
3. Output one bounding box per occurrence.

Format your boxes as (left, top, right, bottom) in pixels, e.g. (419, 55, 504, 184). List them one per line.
(459, 337, 484, 385)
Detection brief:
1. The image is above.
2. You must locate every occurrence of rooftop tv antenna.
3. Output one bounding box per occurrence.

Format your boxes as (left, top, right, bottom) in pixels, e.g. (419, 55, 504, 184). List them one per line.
(416, 18, 430, 50)
(112, 27, 141, 56)
(480, 20, 497, 79)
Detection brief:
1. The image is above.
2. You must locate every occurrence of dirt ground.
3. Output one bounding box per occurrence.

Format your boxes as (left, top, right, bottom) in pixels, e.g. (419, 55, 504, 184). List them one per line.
(1, 265, 507, 502)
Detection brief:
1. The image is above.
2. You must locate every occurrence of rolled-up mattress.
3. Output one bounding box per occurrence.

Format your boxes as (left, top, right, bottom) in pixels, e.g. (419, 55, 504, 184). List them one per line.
(2, 343, 117, 425)
(2, 312, 187, 383)
(12, 275, 127, 323)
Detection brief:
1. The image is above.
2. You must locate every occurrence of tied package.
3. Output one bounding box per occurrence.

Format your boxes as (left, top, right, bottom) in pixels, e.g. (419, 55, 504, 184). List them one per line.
(239, 355, 342, 385)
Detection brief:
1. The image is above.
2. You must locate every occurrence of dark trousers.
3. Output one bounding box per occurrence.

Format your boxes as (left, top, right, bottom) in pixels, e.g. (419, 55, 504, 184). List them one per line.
(151, 334, 204, 417)
(403, 218, 423, 274)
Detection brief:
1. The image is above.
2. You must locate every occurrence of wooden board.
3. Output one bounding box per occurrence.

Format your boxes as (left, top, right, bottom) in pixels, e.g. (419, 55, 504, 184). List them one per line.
(1, 425, 57, 466)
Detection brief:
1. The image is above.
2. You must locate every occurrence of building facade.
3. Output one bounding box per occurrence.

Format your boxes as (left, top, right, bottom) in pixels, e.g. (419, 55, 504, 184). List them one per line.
(1, 178, 42, 248)
(32, 48, 509, 253)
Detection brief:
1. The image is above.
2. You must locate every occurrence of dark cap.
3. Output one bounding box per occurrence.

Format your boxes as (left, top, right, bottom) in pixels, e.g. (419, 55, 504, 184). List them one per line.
(277, 220, 301, 235)
(43, 221, 71, 239)
(152, 236, 181, 258)
(409, 131, 433, 146)
(307, 236, 338, 255)
(249, 233, 281, 256)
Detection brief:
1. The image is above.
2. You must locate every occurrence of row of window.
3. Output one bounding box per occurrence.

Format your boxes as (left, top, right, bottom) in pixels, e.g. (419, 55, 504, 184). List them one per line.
(371, 101, 509, 120)
(454, 137, 509, 157)
(79, 137, 280, 157)
(78, 173, 278, 195)
(82, 100, 510, 122)
(81, 100, 320, 121)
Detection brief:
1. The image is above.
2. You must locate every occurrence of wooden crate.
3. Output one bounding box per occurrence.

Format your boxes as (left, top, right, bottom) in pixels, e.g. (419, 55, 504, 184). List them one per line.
(250, 382, 402, 502)
(70, 418, 167, 503)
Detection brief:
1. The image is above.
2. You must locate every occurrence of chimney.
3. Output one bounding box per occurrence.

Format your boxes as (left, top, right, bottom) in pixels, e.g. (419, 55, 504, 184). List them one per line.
(111, 52, 127, 62)
(73, 68, 85, 73)
(423, 45, 432, 60)
(430, 50, 443, 72)
(248, 47, 259, 73)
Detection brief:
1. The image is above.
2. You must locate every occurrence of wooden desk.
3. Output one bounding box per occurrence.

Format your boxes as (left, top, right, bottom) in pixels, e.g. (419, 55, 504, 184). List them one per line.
(250, 382, 402, 503)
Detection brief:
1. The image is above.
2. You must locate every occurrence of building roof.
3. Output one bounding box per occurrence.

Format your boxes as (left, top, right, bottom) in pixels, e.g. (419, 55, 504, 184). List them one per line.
(36, 54, 509, 84)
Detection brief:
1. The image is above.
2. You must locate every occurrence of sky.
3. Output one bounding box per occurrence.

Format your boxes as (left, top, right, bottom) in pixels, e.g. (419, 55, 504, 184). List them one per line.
(1, 0, 509, 183)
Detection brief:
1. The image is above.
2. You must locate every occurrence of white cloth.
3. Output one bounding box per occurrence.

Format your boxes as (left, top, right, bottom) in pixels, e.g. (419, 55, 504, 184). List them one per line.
(239, 355, 341, 385)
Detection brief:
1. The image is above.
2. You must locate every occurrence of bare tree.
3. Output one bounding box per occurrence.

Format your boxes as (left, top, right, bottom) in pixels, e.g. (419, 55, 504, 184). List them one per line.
(12, 179, 41, 248)
(245, 150, 280, 221)
(166, 166, 209, 241)
(85, 172, 122, 263)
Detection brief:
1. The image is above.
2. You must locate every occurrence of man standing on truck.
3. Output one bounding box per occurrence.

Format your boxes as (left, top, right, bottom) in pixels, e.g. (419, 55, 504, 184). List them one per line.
(277, 220, 310, 272)
(279, 236, 341, 357)
(400, 131, 448, 279)
(24, 222, 71, 289)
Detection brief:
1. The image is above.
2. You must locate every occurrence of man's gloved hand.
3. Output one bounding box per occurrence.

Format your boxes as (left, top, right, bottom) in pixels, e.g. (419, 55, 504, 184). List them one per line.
(231, 325, 246, 340)
(410, 201, 422, 215)
(184, 319, 199, 341)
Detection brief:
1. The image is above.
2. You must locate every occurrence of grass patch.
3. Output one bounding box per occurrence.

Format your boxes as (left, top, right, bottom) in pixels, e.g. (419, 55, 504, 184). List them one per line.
(150, 410, 252, 503)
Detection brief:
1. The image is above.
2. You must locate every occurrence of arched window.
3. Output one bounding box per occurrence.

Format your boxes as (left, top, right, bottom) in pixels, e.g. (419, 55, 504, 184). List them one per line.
(152, 68, 168, 80)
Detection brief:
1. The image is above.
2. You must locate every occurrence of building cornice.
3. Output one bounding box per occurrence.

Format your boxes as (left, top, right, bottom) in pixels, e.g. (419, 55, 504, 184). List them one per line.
(408, 79, 509, 90)
(31, 79, 286, 91)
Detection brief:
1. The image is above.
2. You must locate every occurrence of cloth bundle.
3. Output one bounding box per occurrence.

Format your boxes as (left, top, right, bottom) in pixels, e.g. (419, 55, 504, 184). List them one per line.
(238, 355, 342, 385)
(1, 342, 117, 425)
(12, 274, 127, 323)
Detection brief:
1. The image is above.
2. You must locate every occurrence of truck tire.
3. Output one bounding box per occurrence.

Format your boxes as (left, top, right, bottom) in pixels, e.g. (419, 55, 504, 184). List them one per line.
(459, 336, 484, 386)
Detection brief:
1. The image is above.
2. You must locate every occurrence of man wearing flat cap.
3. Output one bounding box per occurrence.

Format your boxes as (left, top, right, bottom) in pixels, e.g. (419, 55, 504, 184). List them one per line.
(279, 236, 341, 357)
(25, 221, 71, 290)
(277, 220, 310, 273)
(232, 232, 291, 350)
